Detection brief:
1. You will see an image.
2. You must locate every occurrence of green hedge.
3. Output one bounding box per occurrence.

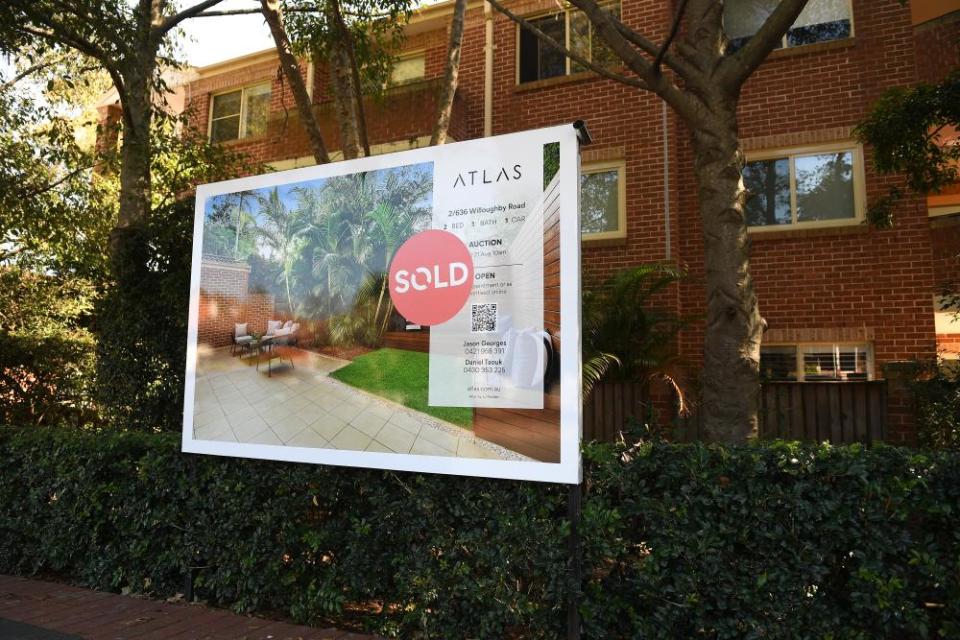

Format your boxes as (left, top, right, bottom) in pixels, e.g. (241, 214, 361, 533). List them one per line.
(1, 428, 959, 639)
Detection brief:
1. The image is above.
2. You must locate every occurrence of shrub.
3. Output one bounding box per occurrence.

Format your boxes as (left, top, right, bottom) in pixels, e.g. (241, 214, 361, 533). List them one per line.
(1, 428, 958, 638)
(915, 364, 960, 450)
(0, 268, 98, 426)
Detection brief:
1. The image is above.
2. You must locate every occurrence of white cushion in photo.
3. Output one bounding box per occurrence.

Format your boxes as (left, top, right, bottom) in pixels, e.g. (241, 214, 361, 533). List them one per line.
(266, 320, 282, 335)
(235, 323, 248, 338)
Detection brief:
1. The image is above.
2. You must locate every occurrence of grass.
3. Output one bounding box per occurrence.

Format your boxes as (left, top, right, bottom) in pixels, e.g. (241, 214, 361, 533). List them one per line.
(329, 347, 474, 427)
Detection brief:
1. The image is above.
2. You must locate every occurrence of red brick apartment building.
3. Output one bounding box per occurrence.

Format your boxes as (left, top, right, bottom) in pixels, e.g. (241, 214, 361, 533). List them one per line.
(130, 0, 960, 441)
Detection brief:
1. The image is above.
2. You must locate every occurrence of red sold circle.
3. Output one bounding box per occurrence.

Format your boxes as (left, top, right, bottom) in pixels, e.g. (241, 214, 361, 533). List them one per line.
(388, 229, 474, 326)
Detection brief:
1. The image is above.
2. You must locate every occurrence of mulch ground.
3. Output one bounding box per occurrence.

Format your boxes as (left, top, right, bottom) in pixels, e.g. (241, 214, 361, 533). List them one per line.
(0, 575, 378, 640)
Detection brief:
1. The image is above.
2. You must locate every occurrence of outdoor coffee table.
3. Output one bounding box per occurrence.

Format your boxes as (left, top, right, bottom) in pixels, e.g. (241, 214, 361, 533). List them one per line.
(249, 336, 293, 377)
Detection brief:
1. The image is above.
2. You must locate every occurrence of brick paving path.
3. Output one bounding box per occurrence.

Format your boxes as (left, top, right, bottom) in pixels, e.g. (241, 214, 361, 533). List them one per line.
(0, 575, 377, 640)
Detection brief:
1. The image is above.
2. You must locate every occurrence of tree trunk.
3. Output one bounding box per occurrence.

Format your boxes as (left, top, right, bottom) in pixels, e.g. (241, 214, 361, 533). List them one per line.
(690, 109, 764, 442)
(329, 0, 370, 157)
(112, 59, 154, 263)
(430, 0, 468, 146)
(260, 0, 331, 165)
(328, 35, 362, 161)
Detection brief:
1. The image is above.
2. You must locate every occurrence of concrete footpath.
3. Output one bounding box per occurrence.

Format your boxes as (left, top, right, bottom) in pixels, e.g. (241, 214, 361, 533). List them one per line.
(0, 575, 377, 640)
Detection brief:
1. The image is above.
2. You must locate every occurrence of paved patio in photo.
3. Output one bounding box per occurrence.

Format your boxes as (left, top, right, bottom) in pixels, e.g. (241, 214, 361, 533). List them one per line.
(192, 345, 524, 460)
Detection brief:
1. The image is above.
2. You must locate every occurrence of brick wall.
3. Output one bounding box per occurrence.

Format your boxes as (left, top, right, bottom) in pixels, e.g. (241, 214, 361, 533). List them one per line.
(676, 0, 937, 375)
(914, 10, 960, 359)
(171, 0, 952, 440)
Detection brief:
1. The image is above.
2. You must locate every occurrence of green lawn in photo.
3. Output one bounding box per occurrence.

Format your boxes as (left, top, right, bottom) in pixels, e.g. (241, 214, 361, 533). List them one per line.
(329, 347, 473, 427)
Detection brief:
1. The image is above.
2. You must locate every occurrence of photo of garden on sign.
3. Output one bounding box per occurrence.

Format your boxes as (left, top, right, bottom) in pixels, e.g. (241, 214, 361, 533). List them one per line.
(182, 125, 582, 483)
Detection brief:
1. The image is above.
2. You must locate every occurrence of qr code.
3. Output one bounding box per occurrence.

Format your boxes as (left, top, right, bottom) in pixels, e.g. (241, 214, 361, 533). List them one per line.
(471, 303, 497, 333)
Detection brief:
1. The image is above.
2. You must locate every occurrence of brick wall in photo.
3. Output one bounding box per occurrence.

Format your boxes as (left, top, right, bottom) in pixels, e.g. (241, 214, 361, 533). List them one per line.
(197, 258, 276, 348)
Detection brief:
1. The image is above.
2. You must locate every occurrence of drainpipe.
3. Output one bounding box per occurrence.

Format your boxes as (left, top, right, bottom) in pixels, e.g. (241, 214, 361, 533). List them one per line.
(484, 0, 493, 137)
(662, 100, 671, 261)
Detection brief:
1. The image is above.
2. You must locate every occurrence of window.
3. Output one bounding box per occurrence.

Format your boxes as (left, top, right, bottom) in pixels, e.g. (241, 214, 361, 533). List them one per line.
(209, 83, 271, 143)
(518, 3, 620, 83)
(390, 53, 426, 85)
(760, 343, 873, 381)
(724, 0, 852, 52)
(580, 161, 626, 240)
(743, 144, 864, 229)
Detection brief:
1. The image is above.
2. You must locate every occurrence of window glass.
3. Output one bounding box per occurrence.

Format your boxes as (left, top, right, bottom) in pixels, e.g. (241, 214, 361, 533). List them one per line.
(789, 0, 851, 46)
(760, 346, 798, 381)
(519, 4, 621, 83)
(580, 168, 620, 235)
(243, 84, 271, 138)
(744, 158, 790, 226)
(802, 347, 840, 380)
(795, 152, 855, 222)
(724, 0, 850, 51)
(210, 115, 241, 143)
(802, 345, 869, 381)
(569, 11, 592, 74)
(390, 55, 426, 85)
(724, 0, 776, 51)
(763, 343, 872, 381)
(535, 14, 567, 81)
(212, 90, 241, 120)
(210, 84, 270, 143)
(590, 4, 621, 68)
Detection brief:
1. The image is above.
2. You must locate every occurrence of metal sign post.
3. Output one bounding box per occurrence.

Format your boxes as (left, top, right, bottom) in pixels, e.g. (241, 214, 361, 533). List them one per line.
(566, 119, 591, 640)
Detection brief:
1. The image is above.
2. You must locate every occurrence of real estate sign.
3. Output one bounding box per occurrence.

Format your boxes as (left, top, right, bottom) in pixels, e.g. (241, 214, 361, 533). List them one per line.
(182, 124, 582, 483)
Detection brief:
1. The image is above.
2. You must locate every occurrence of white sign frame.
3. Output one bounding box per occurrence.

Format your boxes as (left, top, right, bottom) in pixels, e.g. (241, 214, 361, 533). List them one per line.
(182, 124, 582, 484)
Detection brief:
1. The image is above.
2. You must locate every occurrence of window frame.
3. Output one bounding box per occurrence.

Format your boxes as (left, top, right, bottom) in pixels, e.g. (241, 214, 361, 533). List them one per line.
(207, 81, 272, 143)
(929, 203, 960, 218)
(724, 0, 856, 51)
(388, 50, 427, 86)
(514, 2, 621, 85)
(761, 342, 875, 382)
(745, 141, 867, 233)
(580, 159, 627, 242)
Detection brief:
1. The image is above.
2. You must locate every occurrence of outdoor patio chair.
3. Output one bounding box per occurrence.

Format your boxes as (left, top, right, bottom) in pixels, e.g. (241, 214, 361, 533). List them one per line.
(232, 323, 253, 356)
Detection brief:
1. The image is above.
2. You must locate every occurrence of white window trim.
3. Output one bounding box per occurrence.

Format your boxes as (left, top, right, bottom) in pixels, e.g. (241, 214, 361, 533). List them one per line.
(929, 203, 960, 218)
(762, 342, 875, 381)
(388, 50, 427, 86)
(581, 159, 627, 242)
(725, 0, 855, 50)
(745, 141, 867, 233)
(515, 2, 621, 85)
(207, 81, 271, 142)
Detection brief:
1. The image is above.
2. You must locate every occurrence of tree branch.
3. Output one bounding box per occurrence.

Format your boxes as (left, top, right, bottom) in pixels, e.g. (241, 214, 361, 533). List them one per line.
(20, 25, 109, 70)
(606, 9, 698, 82)
(260, 0, 331, 164)
(567, 0, 703, 122)
(17, 162, 105, 201)
(193, 6, 351, 17)
(485, 0, 648, 89)
(158, 0, 230, 34)
(0, 56, 67, 90)
(430, 0, 467, 145)
(653, 0, 689, 76)
(720, 0, 809, 87)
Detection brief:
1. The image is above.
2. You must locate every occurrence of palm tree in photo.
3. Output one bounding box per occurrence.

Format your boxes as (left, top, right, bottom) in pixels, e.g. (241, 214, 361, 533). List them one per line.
(366, 201, 413, 334)
(253, 187, 306, 315)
